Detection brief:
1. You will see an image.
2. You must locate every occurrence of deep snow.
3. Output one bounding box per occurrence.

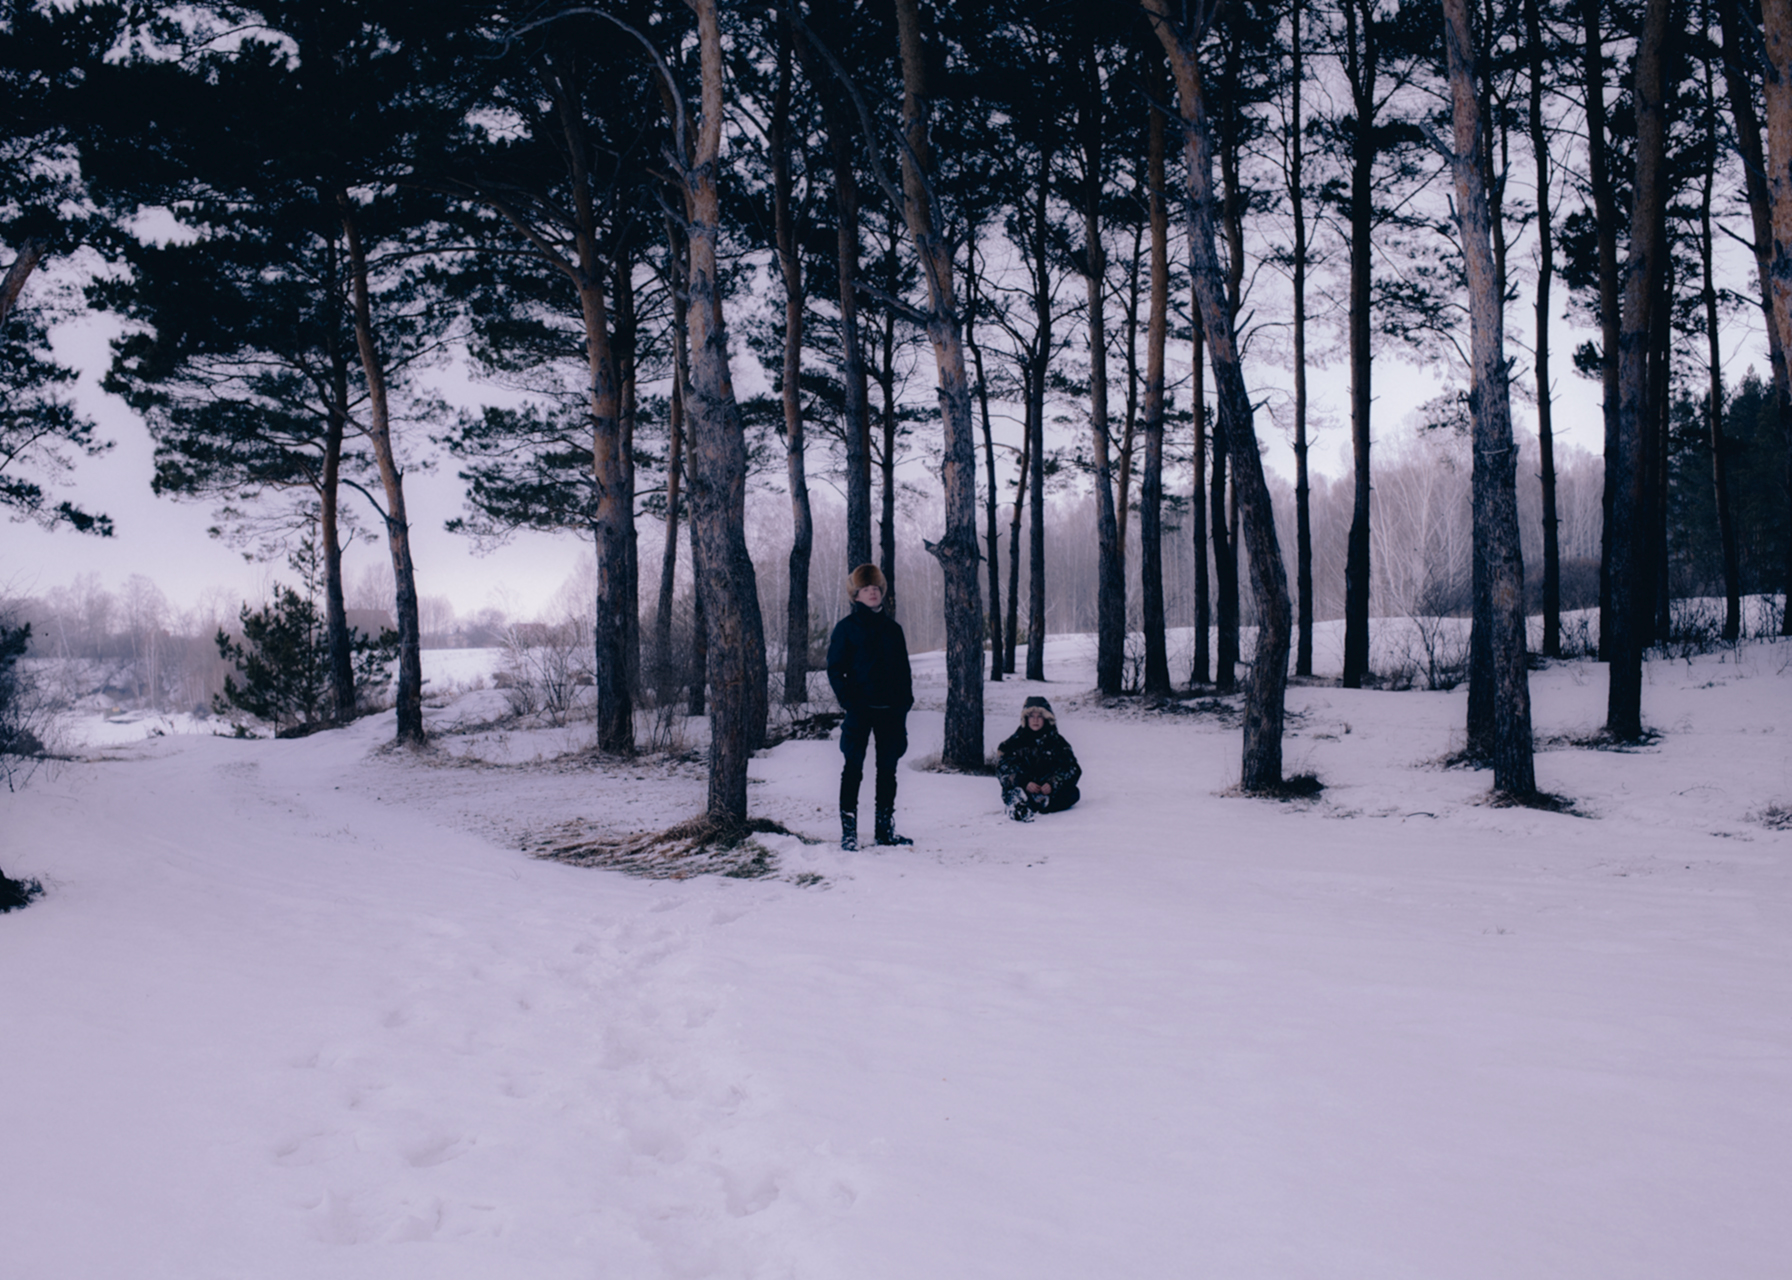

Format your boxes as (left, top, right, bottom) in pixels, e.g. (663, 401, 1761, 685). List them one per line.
(4, 631, 1790, 1279)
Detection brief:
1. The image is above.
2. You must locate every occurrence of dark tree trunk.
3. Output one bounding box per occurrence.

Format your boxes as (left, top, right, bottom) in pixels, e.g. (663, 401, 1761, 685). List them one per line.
(337, 193, 424, 747)
(616, 250, 642, 703)
(1527, 0, 1562, 659)
(773, 20, 813, 703)
(1025, 145, 1051, 684)
(894, 0, 983, 769)
(1083, 42, 1125, 697)
(1290, 0, 1314, 679)
(1445, 0, 1536, 796)
(1720, 0, 1792, 635)
(686, 0, 768, 817)
(1606, 0, 1672, 741)
(971, 334, 1004, 681)
(1005, 418, 1028, 676)
(1699, 37, 1741, 641)
(1341, 0, 1377, 689)
(1191, 316, 1211, 685)
(1148, 0, 1293, 792)
(1583, 0, 1622, 659)
(807, 49, 875, 574)
(1118, 223, 1142, 565)
(877, 299, 899, 615)
(657, 211, 688, 705)
(1211, 404, 1237, 692)
(1141, 75, 1171, 696)
(322, 315, 356, 723)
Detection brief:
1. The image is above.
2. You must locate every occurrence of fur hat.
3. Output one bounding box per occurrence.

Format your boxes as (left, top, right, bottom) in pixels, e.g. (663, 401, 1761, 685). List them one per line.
(848, 563, 887, 597)
(1019, 695, 1056, 726)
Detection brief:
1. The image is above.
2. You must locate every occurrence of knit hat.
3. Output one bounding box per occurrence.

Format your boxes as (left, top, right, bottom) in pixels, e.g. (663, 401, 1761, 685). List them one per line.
(1020, 695, 1055, 726)
(848, 564, 887, 598)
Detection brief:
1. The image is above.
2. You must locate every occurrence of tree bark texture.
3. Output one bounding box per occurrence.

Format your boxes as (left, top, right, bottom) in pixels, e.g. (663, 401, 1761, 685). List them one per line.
(1444, 0, 1536, 796)
(773, 20, 814, 703)
(1025, 143, 1051, 684)
(337, 193, 424, 747)
(656, 210, 688, 704)
(686, 0, 768, 818)
(1720, 0, 1792, 634)
(1191, 316, 1211, 685)
(1085, 44, 1125, 698)
(320, 361, 355, 723)
(1290, 0, 1314, 679)
(1582, 0, 1622, 659)
(1005, 426, 1027, 675)
(1698, 49, 1741, 641)
(1146, 0, 1293, 792)
(1341, 0, 1377, 689)
(1606, 0, 1672, 740)
(1141, 81, 1172, 696)
(893, 0, 983, 769)
(801, 30, 875, 575)
(1526, 0, 1561, 659)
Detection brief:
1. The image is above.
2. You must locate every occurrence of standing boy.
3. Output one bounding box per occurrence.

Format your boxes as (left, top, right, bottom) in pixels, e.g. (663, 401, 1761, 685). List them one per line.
(827, 564, 913, 850)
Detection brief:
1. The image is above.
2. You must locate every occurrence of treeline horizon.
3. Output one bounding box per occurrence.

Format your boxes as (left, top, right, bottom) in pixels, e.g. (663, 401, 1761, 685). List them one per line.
(7, 0, 1792, 818)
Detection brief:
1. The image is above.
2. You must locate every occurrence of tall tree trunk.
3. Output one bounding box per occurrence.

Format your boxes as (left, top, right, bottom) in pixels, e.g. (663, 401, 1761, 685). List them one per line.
(1527, 0, 1562, 658)
(1720, 0, 1792, 634)
(657, 211, 688, 704)
(1700, 35, 1741, 641)
(1341, 0, 1377, 689)
(1606, 0, 1672, 741)
(971, 331, 1004, 681)
(965, 246, 1004, 681)
(805, 48, 874, 574)
(615, 246, 642, 702)
(1141, 79, 1172, 695)
(1026, 147, 1052, 683)
(1084, 43, 1125, 697)
(1290, 0, 1314, 679)
(537, 49, 634, 754)
(1445, 0, 1536, 796)
(1191, 315, 1211, 684)
(773, 19, 813, 703)
(1211, 395, 1237, 691)
(1006, 424, 1028, 675)
(1583, 0, 1622, 659)
(1147, 0, 1293, 792)
(322, 284, 356, 723)
(1118, 223, 1143, 563)
(877, 299, 899, 615)
(893, 0, 983, 769)
(686, 0, 768, 817)
(337, 193, 423, 746)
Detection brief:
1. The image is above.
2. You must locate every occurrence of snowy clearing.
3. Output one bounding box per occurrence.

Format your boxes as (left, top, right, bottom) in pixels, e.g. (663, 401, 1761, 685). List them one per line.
(4, 633, 1791, 1279)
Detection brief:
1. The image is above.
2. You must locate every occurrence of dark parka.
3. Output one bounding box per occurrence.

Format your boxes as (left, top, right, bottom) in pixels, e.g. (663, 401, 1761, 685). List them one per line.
(995, 722, 1082, 796)
(826, 602, 914, 711)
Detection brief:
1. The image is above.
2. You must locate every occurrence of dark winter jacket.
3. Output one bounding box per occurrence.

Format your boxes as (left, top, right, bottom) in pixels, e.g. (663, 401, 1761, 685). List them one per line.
(826, 602, 914, 711)
(995, 724, 1082, 794)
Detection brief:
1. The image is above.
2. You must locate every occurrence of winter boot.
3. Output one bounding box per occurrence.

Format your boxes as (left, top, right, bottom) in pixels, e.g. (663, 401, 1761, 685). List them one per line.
(874, 808, 913, 846)
(1004, 788, 1034, 822)
(840, 810, 859, 852)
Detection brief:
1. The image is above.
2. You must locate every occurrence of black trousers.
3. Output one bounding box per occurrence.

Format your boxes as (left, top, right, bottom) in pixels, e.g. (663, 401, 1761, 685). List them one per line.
(1003, 780, 1081, 813)
(840, 705, 908, 813)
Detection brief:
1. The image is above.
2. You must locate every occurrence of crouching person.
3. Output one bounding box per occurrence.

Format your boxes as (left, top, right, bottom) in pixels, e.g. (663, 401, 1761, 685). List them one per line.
(827, 564, 914, 850)
(996, 696, 1081, 822)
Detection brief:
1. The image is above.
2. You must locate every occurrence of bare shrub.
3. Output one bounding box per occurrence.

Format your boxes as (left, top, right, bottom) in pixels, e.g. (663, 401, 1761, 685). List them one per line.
(497, 618, 592, 726)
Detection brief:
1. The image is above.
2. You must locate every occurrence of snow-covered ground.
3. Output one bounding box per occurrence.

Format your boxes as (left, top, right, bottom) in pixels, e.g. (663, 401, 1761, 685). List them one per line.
(4, 631, 1790, 1279)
